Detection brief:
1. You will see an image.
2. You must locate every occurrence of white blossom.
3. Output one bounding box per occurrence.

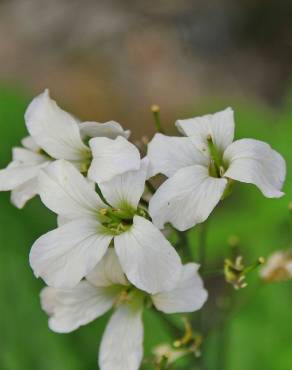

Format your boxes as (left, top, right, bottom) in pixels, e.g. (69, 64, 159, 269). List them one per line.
(260, 250, 292, 282)
(40, 249, 208, 370)
(88, 136, 141, 184)
(0, 89, 130, 208)
(29, 152, 182, 294)
(147, 108, 286, 231)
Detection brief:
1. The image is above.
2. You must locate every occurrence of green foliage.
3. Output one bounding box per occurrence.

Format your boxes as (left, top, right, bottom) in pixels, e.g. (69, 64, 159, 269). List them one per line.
(0, 88, 291, 369)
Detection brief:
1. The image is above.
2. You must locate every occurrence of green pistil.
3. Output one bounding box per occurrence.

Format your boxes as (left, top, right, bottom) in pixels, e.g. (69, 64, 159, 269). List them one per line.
(98, 206, 135, 236)
(98, 205, 151, 236)
(207, 134, 224, 178)
(114, 286, 146, 312)
(206, 135, 235, 200)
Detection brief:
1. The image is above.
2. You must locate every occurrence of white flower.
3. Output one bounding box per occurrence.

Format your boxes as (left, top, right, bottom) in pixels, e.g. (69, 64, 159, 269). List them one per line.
(147, 108, 286, 231)
(40, 249, 208, 370)
(0, 89, 130, 208)
(0, 136, 51, 208)
(29, 153, 182, 294)
(260, 250, 292, 282)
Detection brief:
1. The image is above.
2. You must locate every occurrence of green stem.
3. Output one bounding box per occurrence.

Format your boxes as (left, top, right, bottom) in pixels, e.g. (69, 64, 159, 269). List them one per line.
(197, 221, 209, 370)
(214, 281, 263, 370)
(158, 311, 182, 339)
(198, 221, 208, 274)
(175, 229, 193, 262)
(216, 307, 231, 370)
(151, 105, 165, 134)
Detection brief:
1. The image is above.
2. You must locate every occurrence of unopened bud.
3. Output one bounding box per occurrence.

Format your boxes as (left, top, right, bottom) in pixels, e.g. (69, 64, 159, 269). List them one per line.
(151, 104, 160, 113)
(224, 255, 264, 290)
(228, 235, 240, 248)
(151, 105, 164, 133)
(224, 256, 246, 290)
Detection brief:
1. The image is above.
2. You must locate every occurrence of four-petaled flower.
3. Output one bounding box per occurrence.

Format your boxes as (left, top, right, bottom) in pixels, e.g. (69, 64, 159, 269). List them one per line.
(0, 89, 130, 207)
(29, 151, 182, 294)
(147, 108, 286, 231)
(41, 249, 208, 370)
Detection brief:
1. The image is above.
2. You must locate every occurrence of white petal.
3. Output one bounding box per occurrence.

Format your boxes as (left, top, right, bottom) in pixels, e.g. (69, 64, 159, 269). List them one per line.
(98, 158, 148, 209)
(88, 136, 140, 184)
(86, 248, 128, 287)
(0, 162, 43, 191)
(29, 219, 112, 288)
(223, 139, 286, 198)
(21, 135, 40, 151)
(152, 263, 208, 313)
(176, 108, 234, 154)
(114, 216, 182, 294)
(149, 165, 227, 231)
(79, 121, 130, 140)
(38, 160, 105, 220)
(57, 215, 71, 226)
(11, 177, 39, 208)
(147, 133, 207, 178)
(99, 303, 143, 370)
(12, 147, 48, 164)
(25, 89, 89, 161)
(41, 281, 116, 333)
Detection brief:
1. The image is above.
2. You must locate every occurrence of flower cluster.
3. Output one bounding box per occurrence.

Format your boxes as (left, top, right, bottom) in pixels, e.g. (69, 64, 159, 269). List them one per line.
(0, 90, 286, 370)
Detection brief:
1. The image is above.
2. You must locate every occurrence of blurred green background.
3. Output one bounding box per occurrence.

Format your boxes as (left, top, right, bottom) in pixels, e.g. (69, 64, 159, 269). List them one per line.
(0, 1, 292, 369)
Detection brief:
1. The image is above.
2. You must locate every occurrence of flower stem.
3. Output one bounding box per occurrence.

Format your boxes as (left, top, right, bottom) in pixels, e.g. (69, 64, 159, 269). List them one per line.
(216, 309, 230, 370)
(174, 229, 193, 262)
(151, 105, 165, 134)
(196, 221, 209, 370)
(198, 221, 208, 274)
(158, 312, 182, 338)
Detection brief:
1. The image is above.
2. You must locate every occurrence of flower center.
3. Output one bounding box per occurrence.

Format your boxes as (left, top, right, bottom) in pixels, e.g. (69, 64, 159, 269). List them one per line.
(98, 207, 134, 235)
(98, 206, 150, 236)
(206, 134, 225, 178)
(114, 287, 146, 311)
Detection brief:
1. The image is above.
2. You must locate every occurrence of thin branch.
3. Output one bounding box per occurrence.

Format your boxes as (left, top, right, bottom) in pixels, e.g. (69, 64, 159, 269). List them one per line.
(198, 221, 208, 274)
(151, 104, 165, 134)
(157, 311, 182, 339)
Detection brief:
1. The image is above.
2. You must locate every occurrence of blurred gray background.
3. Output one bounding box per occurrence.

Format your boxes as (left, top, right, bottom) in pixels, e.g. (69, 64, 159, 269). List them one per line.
(0, 0, 291, 137)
